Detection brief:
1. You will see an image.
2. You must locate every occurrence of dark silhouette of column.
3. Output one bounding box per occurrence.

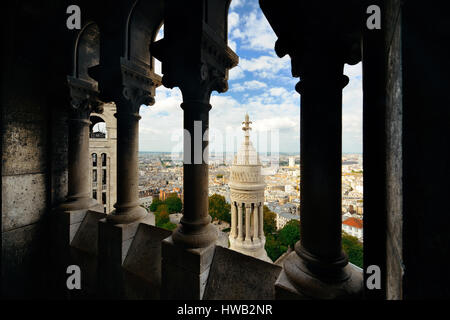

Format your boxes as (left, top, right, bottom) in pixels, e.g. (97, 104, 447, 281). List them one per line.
(59, 77, 103, 211)
(260, 0, 363, 298)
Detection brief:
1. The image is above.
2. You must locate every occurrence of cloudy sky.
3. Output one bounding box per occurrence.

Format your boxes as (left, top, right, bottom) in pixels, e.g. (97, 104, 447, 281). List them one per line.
(139, 0, 362, 154)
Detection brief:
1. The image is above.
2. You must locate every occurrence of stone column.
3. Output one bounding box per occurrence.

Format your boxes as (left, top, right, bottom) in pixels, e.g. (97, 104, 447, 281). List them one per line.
(106, 86, 154, 224)
(244, 204, 252, 244)
(274, 49, 363, 299)
(253, 204, 260, 243)
(238, 203, 244, 241)
(231, 202, 237, 238)
(59, 81, 103, 211)
(98, 81, 157, 298)
(56, 77, 104, 296)
(260, 0, 364, 299)
(157, 0, 238, 298)
(259, 203, 264, 239)
(171, 96, 217, 248)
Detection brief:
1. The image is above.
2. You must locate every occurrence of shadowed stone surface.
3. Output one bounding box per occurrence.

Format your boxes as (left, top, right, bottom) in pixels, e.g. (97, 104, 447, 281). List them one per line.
(203, 246, 281, 300)
(2, 173, 48, 232)
(71, 210, 107, 254)
(123, 224, 171, 287)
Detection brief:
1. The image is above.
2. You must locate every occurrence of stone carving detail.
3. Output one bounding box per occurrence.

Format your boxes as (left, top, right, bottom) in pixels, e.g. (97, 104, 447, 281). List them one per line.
(122, 85, 155, 112)
(67, 76, 103, 120)
(120, 57, 161, 113)
(230, 191, 264, 203)
(231, 171, 263, 183)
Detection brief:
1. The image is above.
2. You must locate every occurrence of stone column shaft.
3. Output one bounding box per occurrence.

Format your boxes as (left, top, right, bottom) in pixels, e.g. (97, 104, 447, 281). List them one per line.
(296, 63, 347, 268)
(59, 91, 101, 211)
(245, 205, 251, 243)
(172, 101, 217, 248)
(68, 118, 91, 200)
(107, 111, 146, 223)
(231, 202, 237, 238)
(253, 204, 259, 241)
(107, 86, 154, 224)
(238, 203, 244, 241)
(259, 203, 264, 238)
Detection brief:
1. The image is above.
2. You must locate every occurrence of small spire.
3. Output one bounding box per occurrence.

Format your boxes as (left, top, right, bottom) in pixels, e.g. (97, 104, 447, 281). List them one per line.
(242, 113, 252, 134)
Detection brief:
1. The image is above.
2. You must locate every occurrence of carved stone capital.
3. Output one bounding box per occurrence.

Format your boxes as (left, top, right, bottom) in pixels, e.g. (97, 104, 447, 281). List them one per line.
(120, 85, 155, 115)
(118, 58, 161, 115)
(260, 0, 363, 80)
(159, 22, 239, 104)
(67, 76, 103, 120)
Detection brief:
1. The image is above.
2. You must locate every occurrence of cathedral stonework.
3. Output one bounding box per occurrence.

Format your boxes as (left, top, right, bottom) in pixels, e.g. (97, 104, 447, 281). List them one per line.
(229, 114, 271, 262)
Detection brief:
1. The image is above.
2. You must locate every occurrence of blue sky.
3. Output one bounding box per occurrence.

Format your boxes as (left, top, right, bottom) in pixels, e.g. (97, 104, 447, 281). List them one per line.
(139, 0, 362, 154)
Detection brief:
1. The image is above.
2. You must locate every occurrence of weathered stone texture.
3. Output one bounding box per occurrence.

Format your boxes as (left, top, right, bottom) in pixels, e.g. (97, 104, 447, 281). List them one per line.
(385, 0, 403, 300)
(204, 246, 281, 300)
(2, 173, 48, 232)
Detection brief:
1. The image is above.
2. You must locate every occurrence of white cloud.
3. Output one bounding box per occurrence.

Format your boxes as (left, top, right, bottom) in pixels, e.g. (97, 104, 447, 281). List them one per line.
(231, 80, 267, 92)
(230, 0, 244, 10)
(269, 87, 288, 97)
(228, 39, 237, 52)
(230, 9, 276, 51)
(228, 65, 245, 80)
(228, 12, 239, 32)
(239, 54, 290, 77)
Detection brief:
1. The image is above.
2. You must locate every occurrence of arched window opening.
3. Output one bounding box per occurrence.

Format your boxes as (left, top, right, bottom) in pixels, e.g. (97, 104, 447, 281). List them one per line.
(92, 153, 97, 167)
(153, 24, 163, 77)
(102, 169, 107, 187)
(90, 116, 107, 138)
(101, 153, 107, 167)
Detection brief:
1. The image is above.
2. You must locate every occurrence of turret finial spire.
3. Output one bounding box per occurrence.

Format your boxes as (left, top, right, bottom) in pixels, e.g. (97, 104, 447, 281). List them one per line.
(242, 113, 252, 136)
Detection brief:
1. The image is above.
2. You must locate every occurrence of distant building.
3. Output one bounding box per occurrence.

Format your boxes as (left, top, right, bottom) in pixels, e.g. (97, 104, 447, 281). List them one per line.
(288, 156, 295, 167)
(276, 211, 300, 230)
(342, 217, 363, 241)
(229, 114, 271, 262)
(89, 103, 117, 214)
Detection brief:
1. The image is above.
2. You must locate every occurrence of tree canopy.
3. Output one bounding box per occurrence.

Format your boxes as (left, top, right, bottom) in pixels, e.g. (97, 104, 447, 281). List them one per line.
(263, 205, 277, 235)
(149, 197, 163, 212)
(278, 220, 300, 248)
(342, 232, 363, 268)
(208, 194, 231, 223)
(165, 194, 182, 214)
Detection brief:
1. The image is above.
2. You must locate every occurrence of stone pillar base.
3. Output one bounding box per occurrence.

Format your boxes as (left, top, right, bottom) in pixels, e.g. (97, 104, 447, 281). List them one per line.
(53, 205, 104, 298)
(275, 251, 363, 299)
(97, 214, 153, 298)
(161, 236, 216, 299)
(56, 204, 104, 246)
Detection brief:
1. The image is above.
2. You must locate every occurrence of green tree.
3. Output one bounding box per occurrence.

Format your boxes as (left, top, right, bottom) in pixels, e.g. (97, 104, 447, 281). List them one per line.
(263, 206, 277, 235)
(150, 197, 162, 212)
(342, 232, 363, 268)
(159, 221, 177, 231)
(165, 194, 182, 214)
(278, 220, 300, 248)
(264, 234, 287, 262)
(155, 204, 170, 227)
(208, 194, 231, 223)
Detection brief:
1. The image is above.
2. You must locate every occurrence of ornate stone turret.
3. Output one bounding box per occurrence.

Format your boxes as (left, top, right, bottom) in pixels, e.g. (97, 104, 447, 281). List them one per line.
(229, 114, 271, 262)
